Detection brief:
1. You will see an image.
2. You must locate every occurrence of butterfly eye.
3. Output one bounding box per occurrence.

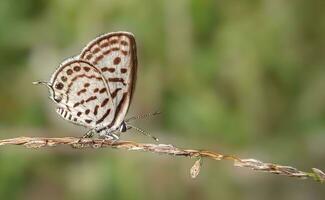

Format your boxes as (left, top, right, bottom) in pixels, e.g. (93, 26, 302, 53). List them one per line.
(119, 122, 127, 132)
(54, 95, 62, 103)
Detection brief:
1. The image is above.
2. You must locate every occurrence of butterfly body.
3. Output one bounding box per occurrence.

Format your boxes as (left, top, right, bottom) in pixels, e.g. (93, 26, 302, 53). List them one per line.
(36, 32, 137, 139)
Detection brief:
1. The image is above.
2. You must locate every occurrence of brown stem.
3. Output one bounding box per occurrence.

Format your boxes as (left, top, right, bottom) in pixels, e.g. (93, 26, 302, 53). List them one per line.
(0, 136, 324, 182)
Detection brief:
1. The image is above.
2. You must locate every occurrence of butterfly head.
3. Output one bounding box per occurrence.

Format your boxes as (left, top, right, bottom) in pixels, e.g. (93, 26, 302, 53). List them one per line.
(33, 81, 63, 103)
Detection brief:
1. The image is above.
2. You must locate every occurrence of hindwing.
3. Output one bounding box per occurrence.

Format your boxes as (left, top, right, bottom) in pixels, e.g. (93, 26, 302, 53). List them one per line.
(50, 60, 114, 128)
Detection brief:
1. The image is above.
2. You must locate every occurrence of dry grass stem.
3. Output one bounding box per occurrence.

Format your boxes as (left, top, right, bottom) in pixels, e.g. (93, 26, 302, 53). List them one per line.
(0, 136, 323, 183)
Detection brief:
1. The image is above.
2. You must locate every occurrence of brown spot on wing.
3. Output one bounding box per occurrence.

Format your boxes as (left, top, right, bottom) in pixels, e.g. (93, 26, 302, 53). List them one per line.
(85, 119, 92, 124)
(110, 39, 118, 45)
(77, 88, 87, 96)
(68, 75, 102, 90)
(111, 88, 122, 98)
(100, 42, 109, 48)
(94, 54, 104, 65)
(120, 68, 127, 73)
(85, 96, 97, 102)
(85, 109, 90, 115)
(73, 100, 85, 108)
(102, 67, 115, 73)
(96, 109, 111, 124)
(101, 98, 109, 107)
(120, 40, 128, 46)
(67, 69, 73, 75)
(86, 54, 93, 60)
(73, 102, 80, 108)
(114, 57, 121, 65)
(103, 50, 111, 55)
(108, 78, 126, 85)
(94, 105, 99, 115)
(63, 110, 68, 118)
(99, 88, 107, 93)
(61, 76, 67, 82)
(93, 47, 100, 53)
(74, 66, 81, 71)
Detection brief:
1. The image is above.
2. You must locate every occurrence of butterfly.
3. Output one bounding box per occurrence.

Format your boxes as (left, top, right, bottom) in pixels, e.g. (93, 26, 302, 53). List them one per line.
(34, 32, 156, 140)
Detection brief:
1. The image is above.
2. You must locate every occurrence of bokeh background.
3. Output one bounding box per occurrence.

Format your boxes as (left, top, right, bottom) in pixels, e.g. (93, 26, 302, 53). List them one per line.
(0, 0, 324, 199)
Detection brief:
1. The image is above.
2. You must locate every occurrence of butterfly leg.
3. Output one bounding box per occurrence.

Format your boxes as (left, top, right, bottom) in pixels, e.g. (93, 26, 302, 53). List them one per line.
(96, 127, 120, 141)
(104, 131, 120, 141)
(126, 124, 159, 142)
(75, 129, 96, 146)
(82, 128, 95, 138)
(100, 134, 118, 142)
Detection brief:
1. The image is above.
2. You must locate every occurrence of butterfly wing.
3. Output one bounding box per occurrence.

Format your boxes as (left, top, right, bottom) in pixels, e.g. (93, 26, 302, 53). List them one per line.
(49, 60, 115, 129)
(78, 32, 137, 131)
(56, 107, 88, 127)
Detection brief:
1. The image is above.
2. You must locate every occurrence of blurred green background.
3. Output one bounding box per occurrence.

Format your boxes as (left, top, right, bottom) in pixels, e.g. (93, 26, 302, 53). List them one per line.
(0, 0, 324, 199)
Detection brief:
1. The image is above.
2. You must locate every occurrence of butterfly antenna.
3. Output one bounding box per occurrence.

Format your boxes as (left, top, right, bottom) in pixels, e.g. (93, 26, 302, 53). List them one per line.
(33, 81, 50, 87)
(126, 111, 161, 122)
(33, 81, 55, 93)
(127, 124, 159, 142)
(33, 81, 65, 103)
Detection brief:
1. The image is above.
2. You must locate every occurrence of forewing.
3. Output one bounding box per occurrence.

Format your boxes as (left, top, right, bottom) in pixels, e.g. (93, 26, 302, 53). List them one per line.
(50, 60, 115, 128)
(79, 32, 137, 130)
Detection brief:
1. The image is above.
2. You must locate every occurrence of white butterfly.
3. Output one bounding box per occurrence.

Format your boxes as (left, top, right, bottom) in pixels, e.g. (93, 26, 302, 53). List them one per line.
(34, 32, 156, 140)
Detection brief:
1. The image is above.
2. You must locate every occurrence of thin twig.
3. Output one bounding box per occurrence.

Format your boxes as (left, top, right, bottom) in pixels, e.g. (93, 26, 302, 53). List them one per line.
(0, 136, 324, 183)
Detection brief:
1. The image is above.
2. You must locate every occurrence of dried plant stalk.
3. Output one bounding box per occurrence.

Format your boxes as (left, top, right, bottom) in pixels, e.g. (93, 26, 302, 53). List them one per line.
(0, 136, 323, 183)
